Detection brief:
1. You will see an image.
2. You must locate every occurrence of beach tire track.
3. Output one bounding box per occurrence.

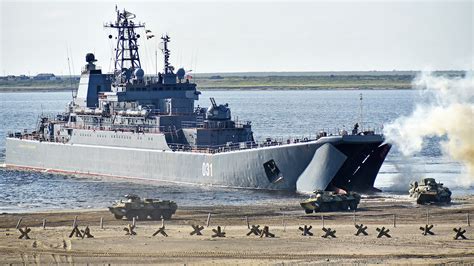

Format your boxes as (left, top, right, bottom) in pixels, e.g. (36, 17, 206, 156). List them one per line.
(3, 247, 474, 261)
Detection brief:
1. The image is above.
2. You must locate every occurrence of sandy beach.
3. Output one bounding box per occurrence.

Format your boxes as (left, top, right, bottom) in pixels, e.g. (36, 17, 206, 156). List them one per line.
(1, 195, 473, 264)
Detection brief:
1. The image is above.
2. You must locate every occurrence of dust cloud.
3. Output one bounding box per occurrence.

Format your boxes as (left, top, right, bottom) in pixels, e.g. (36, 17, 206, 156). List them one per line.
(384, 72, 474, 188)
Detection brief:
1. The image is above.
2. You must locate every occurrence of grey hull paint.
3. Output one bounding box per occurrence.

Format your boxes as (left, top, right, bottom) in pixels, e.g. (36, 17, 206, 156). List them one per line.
(296, 143, 347, 192)
(5, 134, 385, 191)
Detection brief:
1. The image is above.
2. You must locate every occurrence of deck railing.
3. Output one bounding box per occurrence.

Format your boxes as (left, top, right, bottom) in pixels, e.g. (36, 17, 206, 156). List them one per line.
(8, 116, 384, 154)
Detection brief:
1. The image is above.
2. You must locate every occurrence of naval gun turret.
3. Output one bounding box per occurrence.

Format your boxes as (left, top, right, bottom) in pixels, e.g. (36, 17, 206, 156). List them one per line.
(207, 97, 231, 121)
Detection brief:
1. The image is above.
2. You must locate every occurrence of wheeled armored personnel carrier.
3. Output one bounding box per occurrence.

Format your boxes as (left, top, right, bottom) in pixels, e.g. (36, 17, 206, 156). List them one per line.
(108, 194, 178, 220)
(300, 190, 361, 214)
(409, 178, 451, 204)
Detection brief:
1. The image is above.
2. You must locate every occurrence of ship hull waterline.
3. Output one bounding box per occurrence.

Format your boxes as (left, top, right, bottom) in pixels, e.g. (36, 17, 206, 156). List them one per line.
(5, 135, 390, 193)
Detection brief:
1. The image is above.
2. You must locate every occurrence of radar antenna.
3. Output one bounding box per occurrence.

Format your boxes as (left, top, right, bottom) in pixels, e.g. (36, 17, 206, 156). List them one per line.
(160, 35, 174, 74)
(104, 8, 144, 85)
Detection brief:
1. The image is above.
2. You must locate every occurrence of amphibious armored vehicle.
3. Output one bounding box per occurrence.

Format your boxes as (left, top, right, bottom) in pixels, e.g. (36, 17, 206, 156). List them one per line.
(300, 190, 361, 213)
(409, 178, 451, 204)
(108, 194, 178, 220)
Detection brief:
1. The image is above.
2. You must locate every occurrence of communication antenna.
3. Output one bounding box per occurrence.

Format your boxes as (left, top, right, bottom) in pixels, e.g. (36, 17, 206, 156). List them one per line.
(194, 48, 199, 76)
(359, 93, 363, 131)
(155, 47, 158, 78)
(66, 46, 76, 100)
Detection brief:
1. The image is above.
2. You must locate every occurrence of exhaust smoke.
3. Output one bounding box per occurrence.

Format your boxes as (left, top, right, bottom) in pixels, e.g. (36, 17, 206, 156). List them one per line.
(384, 72, 474, 188)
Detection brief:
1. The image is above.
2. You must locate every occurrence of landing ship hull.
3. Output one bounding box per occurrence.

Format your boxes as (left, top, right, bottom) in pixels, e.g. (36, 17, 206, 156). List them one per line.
(5, 133, 390, 192)
(5, 8, 391, 193)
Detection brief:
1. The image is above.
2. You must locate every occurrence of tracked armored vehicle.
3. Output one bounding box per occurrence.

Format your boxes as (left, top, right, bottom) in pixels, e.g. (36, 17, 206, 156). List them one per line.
(409, 178, 451, 204)
(300, 190, 361, 213)
(108, 194, 178, 220)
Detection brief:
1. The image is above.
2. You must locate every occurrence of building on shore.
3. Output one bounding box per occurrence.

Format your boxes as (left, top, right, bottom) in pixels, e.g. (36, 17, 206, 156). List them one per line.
(34, 73, 58, 81)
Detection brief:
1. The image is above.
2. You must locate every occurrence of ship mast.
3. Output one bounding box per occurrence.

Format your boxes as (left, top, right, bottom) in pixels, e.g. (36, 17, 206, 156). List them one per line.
(104, 8, 145, 85)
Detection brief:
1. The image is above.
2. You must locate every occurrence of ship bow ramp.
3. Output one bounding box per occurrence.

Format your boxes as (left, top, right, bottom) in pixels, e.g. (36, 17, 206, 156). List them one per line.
(294, 136, 391, 193)
(296, 143, 347, 192)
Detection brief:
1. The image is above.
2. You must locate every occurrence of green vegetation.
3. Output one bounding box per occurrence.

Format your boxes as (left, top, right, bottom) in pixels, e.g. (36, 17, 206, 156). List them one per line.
(192, 74, 413, 90)
(0, 71, 465, 92)
(0, 79, 77, 92)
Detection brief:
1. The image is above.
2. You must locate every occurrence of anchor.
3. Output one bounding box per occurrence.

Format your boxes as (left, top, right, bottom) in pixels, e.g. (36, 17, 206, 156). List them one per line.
(259, 226, 275, 238)
(376, 227, 391, 238)
(453, 227, 467, 240)
(354, 224, 368, 236)
(69, 225, 83, 238)
(123, 224, 137, 236)
(299, 225, 313, 236)
(246, 225, 262, 236)
(190, 225, 204, 236)
(419, 224, 434, 236)
(211, 226, 226, 238)
(18, 227, 31, 240)
(321, 227, 336, 238)
(80, 226, 94, 239)
(152, 226, 168, 237)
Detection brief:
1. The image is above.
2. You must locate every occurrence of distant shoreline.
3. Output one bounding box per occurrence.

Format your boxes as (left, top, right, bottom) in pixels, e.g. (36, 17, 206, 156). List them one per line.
(0, 85, 413, 93)
(1, 70, 466, 93)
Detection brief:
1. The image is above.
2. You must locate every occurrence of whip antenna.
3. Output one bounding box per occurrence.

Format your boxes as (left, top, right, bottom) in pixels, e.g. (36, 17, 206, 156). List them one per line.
(359, 93, 363, 131)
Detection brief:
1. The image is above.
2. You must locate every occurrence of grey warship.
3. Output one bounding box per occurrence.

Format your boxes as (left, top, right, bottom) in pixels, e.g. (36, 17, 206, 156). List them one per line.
(5, 8, 391, 193)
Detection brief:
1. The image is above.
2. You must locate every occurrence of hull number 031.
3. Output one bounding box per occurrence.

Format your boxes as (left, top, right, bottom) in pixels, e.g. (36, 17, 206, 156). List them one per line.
(202, 162, 213, 177)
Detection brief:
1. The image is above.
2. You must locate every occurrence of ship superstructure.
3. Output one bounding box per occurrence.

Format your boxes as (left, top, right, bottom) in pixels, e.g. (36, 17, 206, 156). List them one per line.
(5, 8, 391, 193)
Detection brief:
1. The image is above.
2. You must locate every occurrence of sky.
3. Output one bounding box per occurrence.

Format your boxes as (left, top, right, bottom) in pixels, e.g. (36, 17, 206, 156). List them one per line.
(0, 0, 472, 75)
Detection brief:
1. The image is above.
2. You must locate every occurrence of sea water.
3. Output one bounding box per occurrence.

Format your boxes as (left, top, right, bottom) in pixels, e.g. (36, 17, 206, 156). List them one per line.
(0, 90, 470, 212)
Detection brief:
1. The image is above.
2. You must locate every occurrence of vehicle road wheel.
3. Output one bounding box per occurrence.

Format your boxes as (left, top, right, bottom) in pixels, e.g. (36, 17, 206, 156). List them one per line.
(125, 211, 136, 220)
(114, 214, 124, 220)
(305, 209, 313, 214)
(319, 205, 328, 212)
(440, 197, 451, 204)
(162, 211, 172, 220)
(349, 202, 358, 211)
(341, 202, 349, 211)
(336, 202, 344, 211)
(150, 211, 162, 220)
(137, 213, 148, 220)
